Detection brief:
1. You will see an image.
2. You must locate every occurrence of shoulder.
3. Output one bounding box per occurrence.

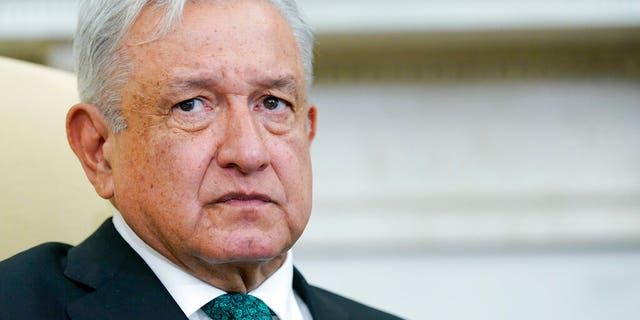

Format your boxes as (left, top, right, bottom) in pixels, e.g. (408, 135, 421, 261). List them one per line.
(308, 285, 404, 320)
(0, 242, 71, 279)
(0, 242, 85, 318)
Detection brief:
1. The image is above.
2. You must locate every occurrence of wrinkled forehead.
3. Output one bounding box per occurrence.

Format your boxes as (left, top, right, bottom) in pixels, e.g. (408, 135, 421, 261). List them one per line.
(126, 0, 279, 45)
(119, 0, 307, 100)
(124, 0, 301, 64)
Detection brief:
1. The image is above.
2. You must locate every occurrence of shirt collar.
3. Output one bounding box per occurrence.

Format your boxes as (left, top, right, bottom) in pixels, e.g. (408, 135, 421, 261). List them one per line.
(112, 210, 299, 319)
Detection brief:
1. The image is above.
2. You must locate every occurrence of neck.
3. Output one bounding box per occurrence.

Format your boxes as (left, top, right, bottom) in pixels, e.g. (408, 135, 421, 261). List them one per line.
(112, 211, 288, 293)
(176, 253, 288, 293)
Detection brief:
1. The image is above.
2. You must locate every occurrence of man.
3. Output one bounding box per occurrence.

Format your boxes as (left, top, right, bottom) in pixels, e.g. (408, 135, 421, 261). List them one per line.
(0, 0, 402, 319)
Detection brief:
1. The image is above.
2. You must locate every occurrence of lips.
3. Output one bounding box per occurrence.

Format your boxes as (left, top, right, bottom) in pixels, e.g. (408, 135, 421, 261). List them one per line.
(216, 192, 274, 205)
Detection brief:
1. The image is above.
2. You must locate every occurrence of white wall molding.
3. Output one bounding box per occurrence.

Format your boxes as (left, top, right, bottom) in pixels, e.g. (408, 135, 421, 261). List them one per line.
(1, 0, 640, 40)
(304, 80, 640, 251)
(0, 0, 77, 40)
(300, 193, 640, 252)
(299, 0, 640, 33)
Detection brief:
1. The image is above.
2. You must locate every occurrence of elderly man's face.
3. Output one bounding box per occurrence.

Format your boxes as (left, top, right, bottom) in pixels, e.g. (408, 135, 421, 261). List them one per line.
(105, 0, 315, 265)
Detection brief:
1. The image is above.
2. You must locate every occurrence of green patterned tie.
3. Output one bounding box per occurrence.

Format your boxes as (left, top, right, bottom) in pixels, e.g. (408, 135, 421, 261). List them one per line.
(201, 293, 273, 320)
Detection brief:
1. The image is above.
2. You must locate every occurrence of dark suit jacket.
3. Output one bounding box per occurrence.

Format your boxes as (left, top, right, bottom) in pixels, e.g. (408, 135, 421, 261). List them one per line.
(0, 219, 402, 320)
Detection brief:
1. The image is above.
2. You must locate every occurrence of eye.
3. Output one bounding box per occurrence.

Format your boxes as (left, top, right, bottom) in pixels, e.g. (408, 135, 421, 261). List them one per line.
(173, 98, 205, 112)
(168, 97, 214, 131)
(260, 95, 291, 112)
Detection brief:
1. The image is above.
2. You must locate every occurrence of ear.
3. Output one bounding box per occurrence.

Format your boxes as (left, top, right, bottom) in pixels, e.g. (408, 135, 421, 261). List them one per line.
(66, 103, 115, 199)
(307, 105, 317, 141)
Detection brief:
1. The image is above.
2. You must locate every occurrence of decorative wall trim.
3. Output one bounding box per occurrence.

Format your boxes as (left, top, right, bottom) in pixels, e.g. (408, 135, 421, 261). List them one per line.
(314, 30, 640, 82)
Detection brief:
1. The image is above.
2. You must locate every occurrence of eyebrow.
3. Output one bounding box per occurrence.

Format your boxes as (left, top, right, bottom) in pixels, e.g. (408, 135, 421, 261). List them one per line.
(263, 75, 299, 95)
(164, 75, 221, 93)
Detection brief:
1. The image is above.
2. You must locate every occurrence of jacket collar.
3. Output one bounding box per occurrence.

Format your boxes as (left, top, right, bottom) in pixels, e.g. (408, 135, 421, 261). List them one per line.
(293, 267, 350, 320)
(63, 218, 350, 320)
(63, 219, 187, 320)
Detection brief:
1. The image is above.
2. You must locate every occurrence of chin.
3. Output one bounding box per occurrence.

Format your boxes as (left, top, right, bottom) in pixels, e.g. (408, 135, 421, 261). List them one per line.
(234, 239, 288, 261)
(201, 232, 291, 264)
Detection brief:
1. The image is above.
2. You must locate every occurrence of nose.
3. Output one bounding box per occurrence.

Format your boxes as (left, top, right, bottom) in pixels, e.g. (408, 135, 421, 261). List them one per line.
(215, 102, 270, 175)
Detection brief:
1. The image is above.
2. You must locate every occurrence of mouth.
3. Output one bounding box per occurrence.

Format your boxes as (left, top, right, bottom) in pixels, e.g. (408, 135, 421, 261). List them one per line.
(215, 192, 275, 206)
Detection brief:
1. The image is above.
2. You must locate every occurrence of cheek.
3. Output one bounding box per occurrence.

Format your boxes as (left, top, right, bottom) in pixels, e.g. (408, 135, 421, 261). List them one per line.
(271, 135, 313, 219)
(149, 137, 215, 199)
(115, 133, 214, 213)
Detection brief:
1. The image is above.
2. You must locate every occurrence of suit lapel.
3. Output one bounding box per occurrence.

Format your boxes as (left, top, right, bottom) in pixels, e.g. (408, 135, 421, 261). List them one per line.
(64, 219, 187, 320)
(62, 219, 350, 320)
(293, 267, 350, 320)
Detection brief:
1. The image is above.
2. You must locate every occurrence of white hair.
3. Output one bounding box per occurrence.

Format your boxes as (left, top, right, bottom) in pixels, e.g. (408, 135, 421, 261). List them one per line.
(74, 0, 314, 132)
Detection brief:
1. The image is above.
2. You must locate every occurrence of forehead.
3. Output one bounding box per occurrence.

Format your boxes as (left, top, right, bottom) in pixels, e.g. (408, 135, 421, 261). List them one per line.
(122, 0, 304, 92)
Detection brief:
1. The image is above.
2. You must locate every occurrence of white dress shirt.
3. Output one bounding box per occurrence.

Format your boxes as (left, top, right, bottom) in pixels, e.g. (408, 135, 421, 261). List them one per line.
(113, 211, 312, 320)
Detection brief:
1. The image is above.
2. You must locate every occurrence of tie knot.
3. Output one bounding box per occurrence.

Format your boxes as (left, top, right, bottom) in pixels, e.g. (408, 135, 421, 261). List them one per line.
(202, 293, 272, 320)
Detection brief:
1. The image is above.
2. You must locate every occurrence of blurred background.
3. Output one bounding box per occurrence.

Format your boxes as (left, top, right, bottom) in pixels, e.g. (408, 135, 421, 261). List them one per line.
(1, 0, 640, 319)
